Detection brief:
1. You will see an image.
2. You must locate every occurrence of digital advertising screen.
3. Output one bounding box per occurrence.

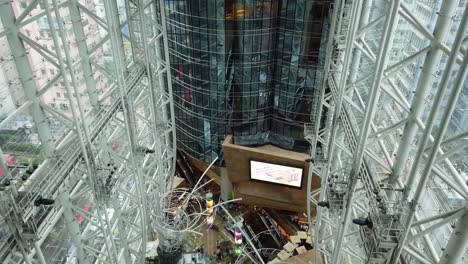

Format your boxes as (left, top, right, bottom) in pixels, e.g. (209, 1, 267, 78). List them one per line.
(249, 160, 303, 188)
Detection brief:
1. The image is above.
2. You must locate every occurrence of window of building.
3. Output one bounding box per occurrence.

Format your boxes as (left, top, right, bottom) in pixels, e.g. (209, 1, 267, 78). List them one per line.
(50, 69, 55, 75)
(41, 69, 46, 75)
(56, 92, 61, 98)
(25, 30, 31, 37)
(50, 103, 56, 108)
(60, 104, 69, 110)
(20, 1, 27, 9)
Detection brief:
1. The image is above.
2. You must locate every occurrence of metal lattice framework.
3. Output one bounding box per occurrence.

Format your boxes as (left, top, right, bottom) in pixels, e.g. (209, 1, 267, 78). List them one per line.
(0, 0, 467, 263)
(0, 0, 176, 263)
(306, 0, 468, 263)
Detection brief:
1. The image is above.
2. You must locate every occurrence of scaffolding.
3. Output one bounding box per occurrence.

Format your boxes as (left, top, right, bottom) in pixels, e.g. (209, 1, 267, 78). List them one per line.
(0, 0, 466, 263)
(306, 0, 468, 263)
(0, 0, 175, 263)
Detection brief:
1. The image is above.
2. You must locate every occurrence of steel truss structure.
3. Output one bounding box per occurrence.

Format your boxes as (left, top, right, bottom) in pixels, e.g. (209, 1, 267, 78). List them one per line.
(0, 0, 176, 263)
(306, 0, 468, 263)
(0, 0, 467, 263)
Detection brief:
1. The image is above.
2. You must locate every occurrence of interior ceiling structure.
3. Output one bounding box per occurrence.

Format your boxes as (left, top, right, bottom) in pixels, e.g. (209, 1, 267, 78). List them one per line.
(0, 0, 466, 264)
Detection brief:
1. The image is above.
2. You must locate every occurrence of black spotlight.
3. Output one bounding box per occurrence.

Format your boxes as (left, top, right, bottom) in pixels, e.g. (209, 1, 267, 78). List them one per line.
(34, 196, 55, 206)
(143, 148, 155, 154)
(352, 216, 373, 228)
(317, 201, 330, 208)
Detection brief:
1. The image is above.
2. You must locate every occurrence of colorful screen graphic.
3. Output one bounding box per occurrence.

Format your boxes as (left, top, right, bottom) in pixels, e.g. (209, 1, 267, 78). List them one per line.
(250, 160, 303, 188)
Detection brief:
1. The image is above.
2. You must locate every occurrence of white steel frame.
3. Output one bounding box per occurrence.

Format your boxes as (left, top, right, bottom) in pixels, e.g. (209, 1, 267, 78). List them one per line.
(0, 0, 176, 263)
(307, 0, 468, 263)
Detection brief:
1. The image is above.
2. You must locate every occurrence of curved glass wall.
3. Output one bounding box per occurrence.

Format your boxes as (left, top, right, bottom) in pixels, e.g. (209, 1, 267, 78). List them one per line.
(165, 0, 331, 163)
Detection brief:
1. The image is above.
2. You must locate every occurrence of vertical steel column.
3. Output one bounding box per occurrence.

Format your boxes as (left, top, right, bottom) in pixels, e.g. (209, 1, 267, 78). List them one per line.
(0, 1, 55, 157)
(309, 0, 339, 159)
(68, 0, 100, 109)
(136, 0, 161, 243)
(313, 0, 362, 261)
(44, 0, 120, 261)
(326, 0, 362, 168)
(438, 206, 468, 264)
(33, 242, 47, 264)
(140, 4, 176, 239)
(123, 1, 140, 63)
(404, 1, 468, 196)
(111, 197, 132, 264)
(149, 3, 170, 197)
(103, 0, 149, 261)
(390, 5, 468, 261)
(389, 0, 459, 185)
(106, 0, 127, 69)
(348, 0, 372, 93)
(58, 191, 88, 264)
(331, 0, 401, 262)
(307, 2, 341, 260)
(11, 229, 32, 264)
(158, 0, 177, 181)
(137, 0, 161, 173)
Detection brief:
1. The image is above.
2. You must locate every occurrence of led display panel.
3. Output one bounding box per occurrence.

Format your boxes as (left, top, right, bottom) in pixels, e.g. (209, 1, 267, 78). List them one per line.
(249, 160, 303, 188)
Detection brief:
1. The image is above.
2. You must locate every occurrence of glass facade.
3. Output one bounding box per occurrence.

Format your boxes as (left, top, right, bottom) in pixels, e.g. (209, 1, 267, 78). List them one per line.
(165, 0, 331, 163)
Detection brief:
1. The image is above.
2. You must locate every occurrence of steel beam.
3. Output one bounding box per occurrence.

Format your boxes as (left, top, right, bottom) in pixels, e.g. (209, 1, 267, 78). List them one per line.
(0, 1, 55, 157)
(438, 204, 468, 264)
(307, 1, 342, 263)
(68, 0, 100, 109)
(58, 191, 88, 264)
(331, 0, 401, 261)
(389, 0, 460, 186)
(103, 0, 149, 261)
(157, 0, 177, 183)
(390, 3, 468, 261)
